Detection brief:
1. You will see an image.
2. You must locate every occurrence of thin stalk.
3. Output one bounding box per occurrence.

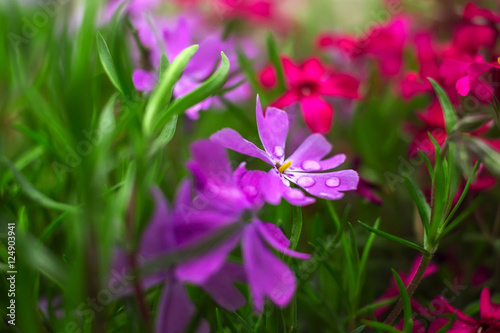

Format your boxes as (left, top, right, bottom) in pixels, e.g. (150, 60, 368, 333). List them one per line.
(126, 184, 152, 331)
(383, 253, 433, 326)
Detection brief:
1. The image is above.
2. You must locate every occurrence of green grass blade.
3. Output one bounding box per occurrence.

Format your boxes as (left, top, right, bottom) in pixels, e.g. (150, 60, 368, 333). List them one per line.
(357, 221, 429, 255)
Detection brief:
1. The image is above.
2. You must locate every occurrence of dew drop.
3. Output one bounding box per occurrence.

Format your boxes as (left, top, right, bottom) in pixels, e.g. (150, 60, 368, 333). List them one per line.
(302, 160, 321, 171)
(274, 145, 284, 158)
(325, 177, 340, 187)
(297, 176, 315, 188)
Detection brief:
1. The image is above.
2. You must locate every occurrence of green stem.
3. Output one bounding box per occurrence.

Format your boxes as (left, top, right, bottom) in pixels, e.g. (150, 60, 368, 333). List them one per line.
(383, 253, 433, 326)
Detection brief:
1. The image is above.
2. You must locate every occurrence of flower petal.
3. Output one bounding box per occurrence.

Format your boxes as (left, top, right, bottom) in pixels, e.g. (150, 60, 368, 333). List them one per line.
(156, 280, 210, 333)
(202, 262, 247, 311)
(256, 96, 289, 161)
(301, 57, 326, 81)
(175, 235, 240, 284)
(210, 128, 274, 165)
(255, 220, 311, 259)
(288, 170, 359, 200)
(282, 56, 302, 84)
(287, 133, 332, 171)
(242, 223, 297, 312)
(272, 90, 300, 109)
(299, 96, 334, 134)
(320, 73, 360, 99)
(132, 69, 157, 92)
(456, 75, 470, 96)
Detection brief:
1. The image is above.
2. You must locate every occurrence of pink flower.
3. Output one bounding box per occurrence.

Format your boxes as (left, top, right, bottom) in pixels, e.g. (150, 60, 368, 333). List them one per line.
(428, 288, 500, 333)
(211, 96, 359, 203)
(259, 57, 360, 133)
(317, 18, 409, 77)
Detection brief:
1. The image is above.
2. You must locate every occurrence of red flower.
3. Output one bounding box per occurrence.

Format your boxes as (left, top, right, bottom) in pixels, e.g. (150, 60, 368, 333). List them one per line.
(428, 288, 500, 333)
(317, 18, 409, 77)
(259, 56, 360, 133)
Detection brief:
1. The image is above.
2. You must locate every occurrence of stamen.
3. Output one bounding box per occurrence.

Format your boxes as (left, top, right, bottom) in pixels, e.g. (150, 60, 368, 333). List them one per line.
(498, 57, 500, 66)
(278, 161, 292, 173)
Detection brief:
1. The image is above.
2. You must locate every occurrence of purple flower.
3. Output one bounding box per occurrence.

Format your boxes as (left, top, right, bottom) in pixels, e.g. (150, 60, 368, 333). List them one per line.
(112, 183, 247, 333)
(114, 139, 311, 326)
(210, 96, 359, 204)
(184, 140, 311, 312)
(131, 15, 254, 119)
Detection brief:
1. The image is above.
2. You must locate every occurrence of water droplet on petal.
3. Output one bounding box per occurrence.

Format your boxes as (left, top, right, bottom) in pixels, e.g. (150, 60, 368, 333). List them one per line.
(243, 185, 258, 197)
(297, 176, 315, 188)
(325, 177, 340, 187)
(274, 145, 284, 158)
(302, 160, 321, 171)
(287, 189, 305, 199)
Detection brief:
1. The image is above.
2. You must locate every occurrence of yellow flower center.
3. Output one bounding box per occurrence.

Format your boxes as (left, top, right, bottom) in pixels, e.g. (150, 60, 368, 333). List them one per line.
(278, 161, 292, 173)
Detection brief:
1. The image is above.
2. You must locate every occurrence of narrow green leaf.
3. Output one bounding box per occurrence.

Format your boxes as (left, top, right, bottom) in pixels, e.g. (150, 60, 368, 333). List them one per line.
(97, 32, 125, 95)
(462, 134, 500, 177)
(160, 53, 169, 77)
(215, 308, 223, 332)
(0, 156, 78, 212)
(149, 115, 178, 156)
(351, 325, 366, 333)
(362, 321, 401, 333)
(358, 218, 380, 285)
(404, 176, 431, 240)
(357, 221, 430, 255)
(289, 206, 302, 251)
(418, 149, 434, 179)
(428, 78, 457, 133)
(391, 269, 413, 332)
(266, 33, 286, 90)
(164, 52, 230, 118)
(143, 45, 199, 137)
(18, 232, 67, 288)
(429, 133, 447, 238)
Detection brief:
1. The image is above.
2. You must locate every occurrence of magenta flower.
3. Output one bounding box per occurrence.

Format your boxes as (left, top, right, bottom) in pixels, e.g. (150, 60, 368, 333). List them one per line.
(373, 255, 438, 319)
(210, 96, 359, 203)
(259, 57, 360, 133)
(317, 18, 409, 78)
(120, 140, 311, 316)
(112, 183, 247, 333)
(130, 15, 253, 119)
(182, 140, 311, 312)
(428, 288, 500, 333)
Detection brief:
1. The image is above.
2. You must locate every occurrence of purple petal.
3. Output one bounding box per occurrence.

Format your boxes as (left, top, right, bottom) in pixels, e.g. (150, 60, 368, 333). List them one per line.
(256, 96, 289, 162)
(288, 170, 359, 200)
(189, 140, 233, 185)
(287, 134, 332, 172)
(318, 154, 346, 170)
(260, 170, 315, 206)
(210, 128, 274, 165)
(202, 262, 247, 311)
(242, 223, 297, 312)
(255, 220, 311, 260)
(156, 280, 209, 333)
(163, 17, 192, 60)
(282, 187, 316, 206)
(133, 69, 157, 92)
(261, 169, 288, 205)
(237, 169, 267, 208)
(175, 235, 239, 284)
